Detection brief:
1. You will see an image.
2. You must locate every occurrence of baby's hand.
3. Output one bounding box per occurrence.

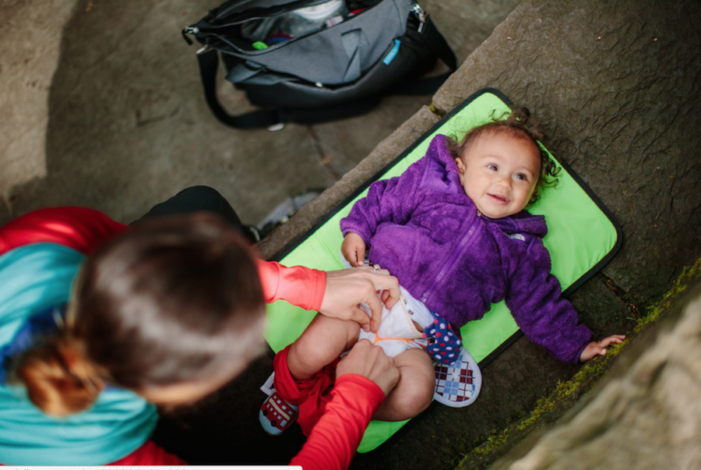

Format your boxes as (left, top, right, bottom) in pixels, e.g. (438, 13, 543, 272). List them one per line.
(579, 334, 626, 362)
(342, 232, 367, 267)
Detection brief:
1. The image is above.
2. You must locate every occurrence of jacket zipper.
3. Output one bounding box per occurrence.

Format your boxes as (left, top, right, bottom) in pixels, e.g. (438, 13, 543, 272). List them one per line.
(420, 216, 479, 304)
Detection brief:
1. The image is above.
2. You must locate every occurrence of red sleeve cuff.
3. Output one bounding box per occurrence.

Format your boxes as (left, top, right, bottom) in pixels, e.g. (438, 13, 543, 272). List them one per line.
(256, 260, 326, 311)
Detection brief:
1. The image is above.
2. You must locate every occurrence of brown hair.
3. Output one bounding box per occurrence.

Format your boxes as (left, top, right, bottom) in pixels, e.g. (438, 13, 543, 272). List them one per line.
(446, 107, 560, 205)
(12, 213, 266, 416)
(14, 336, 103, 417)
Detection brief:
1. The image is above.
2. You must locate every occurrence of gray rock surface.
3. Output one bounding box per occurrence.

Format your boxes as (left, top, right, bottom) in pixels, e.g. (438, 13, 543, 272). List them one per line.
(0, 0, 78, 210)
(492, 280, 701, 470)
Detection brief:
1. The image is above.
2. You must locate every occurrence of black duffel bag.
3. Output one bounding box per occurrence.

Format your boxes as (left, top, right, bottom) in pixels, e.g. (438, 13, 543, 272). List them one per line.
(183, 0, 457, 129)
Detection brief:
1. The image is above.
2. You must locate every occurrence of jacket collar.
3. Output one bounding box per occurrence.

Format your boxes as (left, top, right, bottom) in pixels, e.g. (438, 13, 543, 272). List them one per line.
(488, 210, 548, 238)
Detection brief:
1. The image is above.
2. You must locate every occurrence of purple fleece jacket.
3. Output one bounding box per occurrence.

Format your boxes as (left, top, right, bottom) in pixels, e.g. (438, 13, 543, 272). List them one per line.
(341, 134, 593, 364)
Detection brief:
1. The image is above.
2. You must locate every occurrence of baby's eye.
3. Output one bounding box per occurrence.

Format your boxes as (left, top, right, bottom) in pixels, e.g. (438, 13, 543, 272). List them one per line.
(487, 164, 498, 171)
(515, 173, 528, 181)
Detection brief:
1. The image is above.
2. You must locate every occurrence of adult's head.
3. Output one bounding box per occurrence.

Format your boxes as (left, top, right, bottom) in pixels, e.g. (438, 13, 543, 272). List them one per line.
(13, 213, 266, 416)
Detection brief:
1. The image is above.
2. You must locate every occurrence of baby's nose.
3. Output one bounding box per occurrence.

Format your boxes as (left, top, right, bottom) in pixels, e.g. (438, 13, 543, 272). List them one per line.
(496, 176, 512, 189)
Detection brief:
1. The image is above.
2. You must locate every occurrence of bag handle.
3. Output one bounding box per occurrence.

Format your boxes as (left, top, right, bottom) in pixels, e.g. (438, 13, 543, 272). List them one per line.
(197, 48, 283, 129)
(197, 47, 380, 129)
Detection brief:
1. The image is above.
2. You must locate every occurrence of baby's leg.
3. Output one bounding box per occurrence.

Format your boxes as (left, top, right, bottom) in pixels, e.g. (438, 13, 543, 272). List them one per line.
(372, 348, 435, 421)
(286, 314, 360, 381)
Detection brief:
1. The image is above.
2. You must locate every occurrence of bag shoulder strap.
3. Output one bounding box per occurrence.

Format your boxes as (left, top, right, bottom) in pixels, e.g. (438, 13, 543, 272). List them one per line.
(197, 49, 282, 129)
(197, 48, 379, 129)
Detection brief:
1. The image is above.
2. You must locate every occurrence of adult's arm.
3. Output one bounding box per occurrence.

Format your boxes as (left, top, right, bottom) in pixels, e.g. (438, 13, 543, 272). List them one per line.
(290, 340, 397, 470)
(289, 376, 384, 470)
(256, 259, 326, 310)
(257, 261, 400, 331)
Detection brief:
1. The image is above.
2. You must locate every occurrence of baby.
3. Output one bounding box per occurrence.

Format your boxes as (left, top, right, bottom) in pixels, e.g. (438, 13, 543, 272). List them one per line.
(279, 108, 624, 422)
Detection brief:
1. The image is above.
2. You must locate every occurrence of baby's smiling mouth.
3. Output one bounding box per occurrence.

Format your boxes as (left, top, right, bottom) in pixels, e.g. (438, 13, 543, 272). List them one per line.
(488, 193, 509, 204)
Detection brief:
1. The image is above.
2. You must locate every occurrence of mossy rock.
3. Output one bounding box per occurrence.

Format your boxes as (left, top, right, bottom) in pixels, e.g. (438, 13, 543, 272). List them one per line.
(457, 257, 701, 470)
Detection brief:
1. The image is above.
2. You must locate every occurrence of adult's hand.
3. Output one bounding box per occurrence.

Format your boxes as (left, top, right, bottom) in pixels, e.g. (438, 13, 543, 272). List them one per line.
(319, 267, 400, 333)
(336, 340, 399, 396)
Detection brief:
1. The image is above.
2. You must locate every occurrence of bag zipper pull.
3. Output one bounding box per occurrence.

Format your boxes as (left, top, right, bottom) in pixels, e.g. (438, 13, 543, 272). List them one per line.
(411, 4, 428, 33)
(182, 26, 199, 45)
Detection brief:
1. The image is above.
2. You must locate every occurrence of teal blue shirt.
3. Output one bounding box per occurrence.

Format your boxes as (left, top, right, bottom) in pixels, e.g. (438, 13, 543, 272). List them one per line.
(0, 243, 157, 465)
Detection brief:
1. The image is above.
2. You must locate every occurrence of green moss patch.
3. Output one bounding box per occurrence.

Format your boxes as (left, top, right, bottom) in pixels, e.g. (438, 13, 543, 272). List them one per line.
(635, 257, 701, 331)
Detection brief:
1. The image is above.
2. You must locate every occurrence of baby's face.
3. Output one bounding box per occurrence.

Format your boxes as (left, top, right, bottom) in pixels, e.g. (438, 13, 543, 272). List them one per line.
(456, 134, 541, 219)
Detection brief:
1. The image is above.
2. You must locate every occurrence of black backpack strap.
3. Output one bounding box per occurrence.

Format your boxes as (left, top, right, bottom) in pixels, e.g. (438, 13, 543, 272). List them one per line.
(392, 16, 458, 96)
(197, 48, 380, 129)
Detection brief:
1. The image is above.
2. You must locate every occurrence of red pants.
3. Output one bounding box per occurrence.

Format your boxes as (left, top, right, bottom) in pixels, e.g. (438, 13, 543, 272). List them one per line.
(273, 345, 341, 436)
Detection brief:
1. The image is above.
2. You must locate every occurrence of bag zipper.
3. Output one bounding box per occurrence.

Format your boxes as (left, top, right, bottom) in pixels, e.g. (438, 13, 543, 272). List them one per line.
(190, 0, 380, 35)
(188, 2, 381, 53)
(185, 1, 408, 51)
(214, 0, 319, 22)
(411, 3, 428, 33)
(213, 0, 346, 27)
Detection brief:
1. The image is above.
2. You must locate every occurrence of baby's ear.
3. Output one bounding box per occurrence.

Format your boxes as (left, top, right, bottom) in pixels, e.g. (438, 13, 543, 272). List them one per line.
(455, 157, 466, 175)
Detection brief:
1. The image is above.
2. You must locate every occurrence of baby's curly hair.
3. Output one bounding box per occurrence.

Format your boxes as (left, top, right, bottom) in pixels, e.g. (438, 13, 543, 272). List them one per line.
(446, 107, 560, 205)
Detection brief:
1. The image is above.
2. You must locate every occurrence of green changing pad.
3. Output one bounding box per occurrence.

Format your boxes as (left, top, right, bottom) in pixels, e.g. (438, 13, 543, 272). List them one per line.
(264, 88, 622, 452)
